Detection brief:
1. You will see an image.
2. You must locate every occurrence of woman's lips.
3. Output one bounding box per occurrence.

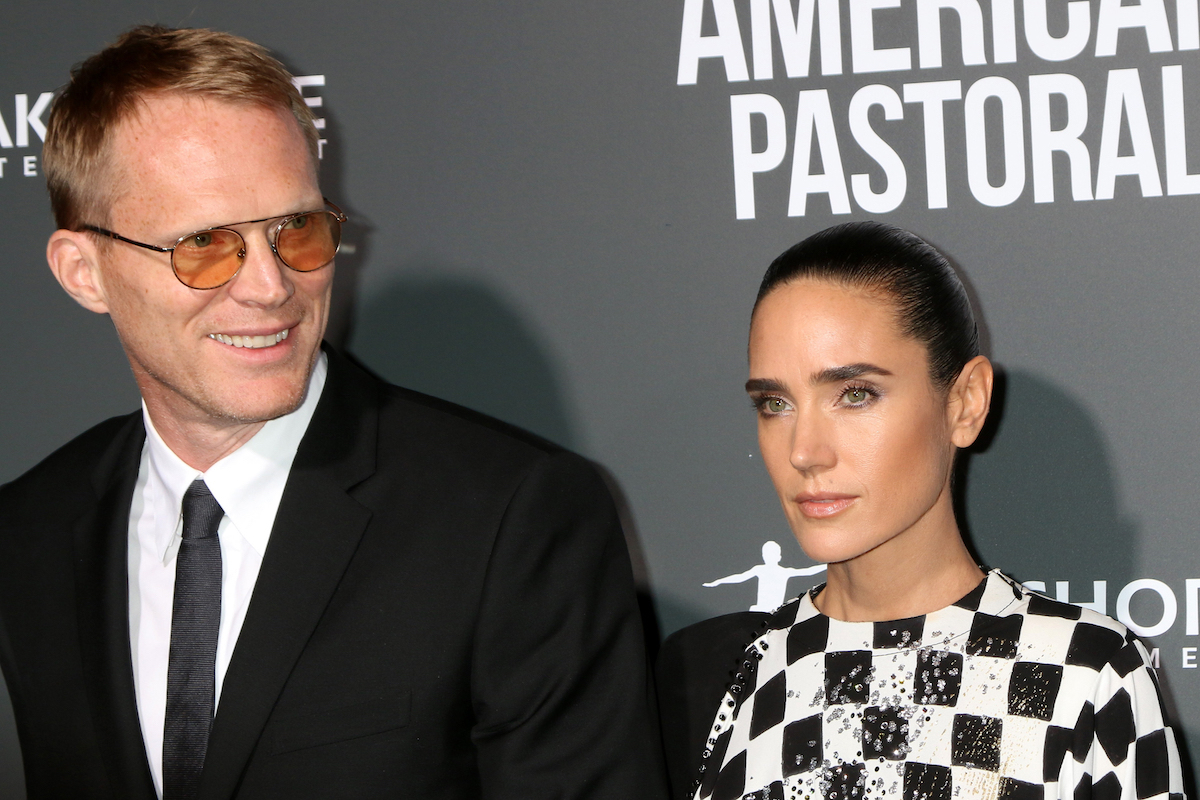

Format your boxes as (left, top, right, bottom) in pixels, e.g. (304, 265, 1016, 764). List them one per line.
(795, 495, 857, 519)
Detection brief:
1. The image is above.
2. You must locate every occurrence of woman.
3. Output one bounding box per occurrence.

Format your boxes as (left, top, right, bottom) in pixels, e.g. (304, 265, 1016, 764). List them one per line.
(657, 222, 1184, 800)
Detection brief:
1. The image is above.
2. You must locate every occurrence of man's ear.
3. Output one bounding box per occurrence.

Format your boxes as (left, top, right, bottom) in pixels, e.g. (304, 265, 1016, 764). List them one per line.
(947, 355, 993, 449)
(46, 230, 110, 314)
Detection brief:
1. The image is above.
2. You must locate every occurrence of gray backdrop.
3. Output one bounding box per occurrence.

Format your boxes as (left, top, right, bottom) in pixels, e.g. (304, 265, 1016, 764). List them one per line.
(3, 0, 1200, 795)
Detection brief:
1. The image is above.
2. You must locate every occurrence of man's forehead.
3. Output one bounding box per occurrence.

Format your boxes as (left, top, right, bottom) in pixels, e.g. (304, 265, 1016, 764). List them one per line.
(109, 95, 310, 169)
(114, 92, 300, 145)
(105, 95, 319, 230)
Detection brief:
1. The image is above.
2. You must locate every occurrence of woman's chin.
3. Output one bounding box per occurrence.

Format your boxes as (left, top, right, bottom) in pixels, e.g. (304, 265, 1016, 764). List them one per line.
(788, 523, 865, 565)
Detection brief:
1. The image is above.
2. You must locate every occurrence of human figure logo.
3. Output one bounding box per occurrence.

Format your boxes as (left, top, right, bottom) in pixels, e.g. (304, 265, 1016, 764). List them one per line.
(704, 541, 826, 612)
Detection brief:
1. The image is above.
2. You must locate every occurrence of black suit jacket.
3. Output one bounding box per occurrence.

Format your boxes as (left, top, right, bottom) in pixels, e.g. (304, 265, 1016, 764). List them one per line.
(0, 347, 667, 799)
(655, 612, 770, 800)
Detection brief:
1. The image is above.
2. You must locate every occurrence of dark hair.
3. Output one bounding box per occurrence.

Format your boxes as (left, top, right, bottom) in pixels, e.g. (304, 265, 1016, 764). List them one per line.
(754, 221, 979, 390)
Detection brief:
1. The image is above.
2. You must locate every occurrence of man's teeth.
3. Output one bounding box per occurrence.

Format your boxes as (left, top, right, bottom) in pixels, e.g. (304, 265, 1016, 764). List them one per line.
(208, 329, 289, 349)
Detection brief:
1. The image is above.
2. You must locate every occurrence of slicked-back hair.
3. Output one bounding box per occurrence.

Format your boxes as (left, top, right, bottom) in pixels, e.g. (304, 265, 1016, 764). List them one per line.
(43, 24, 319, 232)
(754, 221, 979, 391)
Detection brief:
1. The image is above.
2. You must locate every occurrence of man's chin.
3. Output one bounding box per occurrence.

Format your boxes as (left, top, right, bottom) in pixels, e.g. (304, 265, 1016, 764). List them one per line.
(133, 348, 319, 430)
(181, 373, 313, 426)
(213, 389, 309, 425)
(237, 346, 321, 419)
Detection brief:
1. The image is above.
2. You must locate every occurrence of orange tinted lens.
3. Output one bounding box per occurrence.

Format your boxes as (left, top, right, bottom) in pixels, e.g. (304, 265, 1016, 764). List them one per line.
(172, 229, 245, 289)
(276, 211, 340, 272)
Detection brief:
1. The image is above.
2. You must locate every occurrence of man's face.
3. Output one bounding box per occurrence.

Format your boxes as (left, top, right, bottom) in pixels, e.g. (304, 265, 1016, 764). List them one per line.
(95, 93, 332, 429)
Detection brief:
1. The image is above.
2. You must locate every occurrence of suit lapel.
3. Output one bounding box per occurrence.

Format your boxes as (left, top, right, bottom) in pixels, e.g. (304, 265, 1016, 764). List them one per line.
(200, 349, 379, 800)
(73, 414, 159, 800)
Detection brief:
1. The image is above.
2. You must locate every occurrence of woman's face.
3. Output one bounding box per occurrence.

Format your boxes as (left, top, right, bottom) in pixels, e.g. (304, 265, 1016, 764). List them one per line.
(747, 278, 966, 567)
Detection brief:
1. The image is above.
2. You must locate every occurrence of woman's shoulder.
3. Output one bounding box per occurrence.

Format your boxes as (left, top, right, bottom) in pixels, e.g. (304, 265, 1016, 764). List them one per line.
(991, 571, 1127, 629)
(983, 570, 1146, 676)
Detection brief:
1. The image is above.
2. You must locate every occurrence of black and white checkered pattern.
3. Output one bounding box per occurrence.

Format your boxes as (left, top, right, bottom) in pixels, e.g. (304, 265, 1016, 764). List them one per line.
(693, 571, 1184, 800)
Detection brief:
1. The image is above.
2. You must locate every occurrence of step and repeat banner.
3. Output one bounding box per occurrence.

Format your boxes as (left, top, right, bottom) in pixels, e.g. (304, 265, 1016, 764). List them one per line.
(2, 0, 1199, 794)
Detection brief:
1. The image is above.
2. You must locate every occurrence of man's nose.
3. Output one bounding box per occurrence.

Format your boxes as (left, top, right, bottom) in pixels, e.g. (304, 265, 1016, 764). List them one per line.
(226, 232, 292, 308)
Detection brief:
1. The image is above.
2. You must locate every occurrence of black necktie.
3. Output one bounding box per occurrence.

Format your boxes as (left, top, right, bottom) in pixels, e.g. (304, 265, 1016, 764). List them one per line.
(163, 479, 224, 800)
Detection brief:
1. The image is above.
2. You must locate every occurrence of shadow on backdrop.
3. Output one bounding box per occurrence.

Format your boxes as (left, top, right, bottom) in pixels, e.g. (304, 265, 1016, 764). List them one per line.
(347, 270, 578, 449)
(960, 368, 1135, 593)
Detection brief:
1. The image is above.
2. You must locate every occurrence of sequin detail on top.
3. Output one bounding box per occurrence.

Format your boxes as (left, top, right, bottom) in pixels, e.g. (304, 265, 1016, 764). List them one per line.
(691, 570, 1185, 800)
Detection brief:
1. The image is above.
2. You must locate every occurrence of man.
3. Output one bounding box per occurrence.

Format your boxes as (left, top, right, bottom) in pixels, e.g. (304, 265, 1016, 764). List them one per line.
(0, 25, 666, 800)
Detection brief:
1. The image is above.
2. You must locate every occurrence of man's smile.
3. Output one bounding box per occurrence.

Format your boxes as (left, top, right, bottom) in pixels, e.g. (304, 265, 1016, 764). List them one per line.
(207, 328, 290, 349)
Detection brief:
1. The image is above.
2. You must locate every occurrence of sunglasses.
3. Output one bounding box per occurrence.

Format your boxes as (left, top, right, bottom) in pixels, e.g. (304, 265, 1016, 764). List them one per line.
(81, 199, 347, 290)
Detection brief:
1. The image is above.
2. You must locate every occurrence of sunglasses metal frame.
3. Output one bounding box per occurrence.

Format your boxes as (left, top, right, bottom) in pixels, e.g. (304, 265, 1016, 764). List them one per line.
(80, 198, 347, 290)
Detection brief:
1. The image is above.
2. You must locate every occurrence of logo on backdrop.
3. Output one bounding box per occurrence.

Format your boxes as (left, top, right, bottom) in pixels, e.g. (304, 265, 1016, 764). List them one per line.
(0, 75, 329, 184)
(0, 92, 51, 180)
(704, 554, 1200, 669)
(676, 0, 1200, 218)
(1023, 576, 1200, 670)
(292, 75, 329, 159)
(704, 539, 826, 611)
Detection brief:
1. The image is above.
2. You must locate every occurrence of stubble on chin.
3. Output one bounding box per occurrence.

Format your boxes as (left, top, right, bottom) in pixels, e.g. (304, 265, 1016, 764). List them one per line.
(210, 382, 310, 425)
(131, 346, 318, 429)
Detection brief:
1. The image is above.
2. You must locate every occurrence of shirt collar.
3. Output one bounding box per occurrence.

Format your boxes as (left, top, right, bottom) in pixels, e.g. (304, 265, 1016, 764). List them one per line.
(142, 352, 328, 562)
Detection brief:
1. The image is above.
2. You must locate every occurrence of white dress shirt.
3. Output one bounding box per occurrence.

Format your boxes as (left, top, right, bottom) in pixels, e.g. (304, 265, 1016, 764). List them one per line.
(128, 353, 327, 798)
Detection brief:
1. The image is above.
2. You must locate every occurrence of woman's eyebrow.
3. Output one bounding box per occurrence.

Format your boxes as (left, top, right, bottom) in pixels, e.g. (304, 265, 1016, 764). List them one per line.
(810, 363, 893, 385)
(745, 364, 893, 394)
(745, 378, 786, 393)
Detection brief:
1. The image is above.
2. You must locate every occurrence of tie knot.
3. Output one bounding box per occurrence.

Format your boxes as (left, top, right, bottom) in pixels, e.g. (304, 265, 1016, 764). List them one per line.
(181, 479, 224, 541)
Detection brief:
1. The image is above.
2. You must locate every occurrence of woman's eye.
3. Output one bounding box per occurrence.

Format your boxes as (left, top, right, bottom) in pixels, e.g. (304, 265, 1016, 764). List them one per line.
(284, 214, 310, 230)
(754, 396, 790, 415)
(841, 387, 873, 405)
(186, 232, 214, 248)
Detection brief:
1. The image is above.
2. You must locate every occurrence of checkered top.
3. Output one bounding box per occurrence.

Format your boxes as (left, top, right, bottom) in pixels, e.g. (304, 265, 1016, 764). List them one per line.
(692, 570, 1184, 800)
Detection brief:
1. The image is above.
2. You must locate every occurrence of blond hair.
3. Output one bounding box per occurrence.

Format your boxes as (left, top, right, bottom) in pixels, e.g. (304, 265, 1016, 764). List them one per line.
(44, 25, 319, 231)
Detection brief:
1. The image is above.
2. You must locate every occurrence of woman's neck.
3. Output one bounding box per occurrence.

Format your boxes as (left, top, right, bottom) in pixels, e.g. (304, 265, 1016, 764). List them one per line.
(813, 501, 984, 622)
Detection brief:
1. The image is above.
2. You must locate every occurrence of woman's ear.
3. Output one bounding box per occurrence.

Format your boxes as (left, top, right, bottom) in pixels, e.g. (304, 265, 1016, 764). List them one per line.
(46, 230, 110, 314)
(947, 355, 993, 448)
